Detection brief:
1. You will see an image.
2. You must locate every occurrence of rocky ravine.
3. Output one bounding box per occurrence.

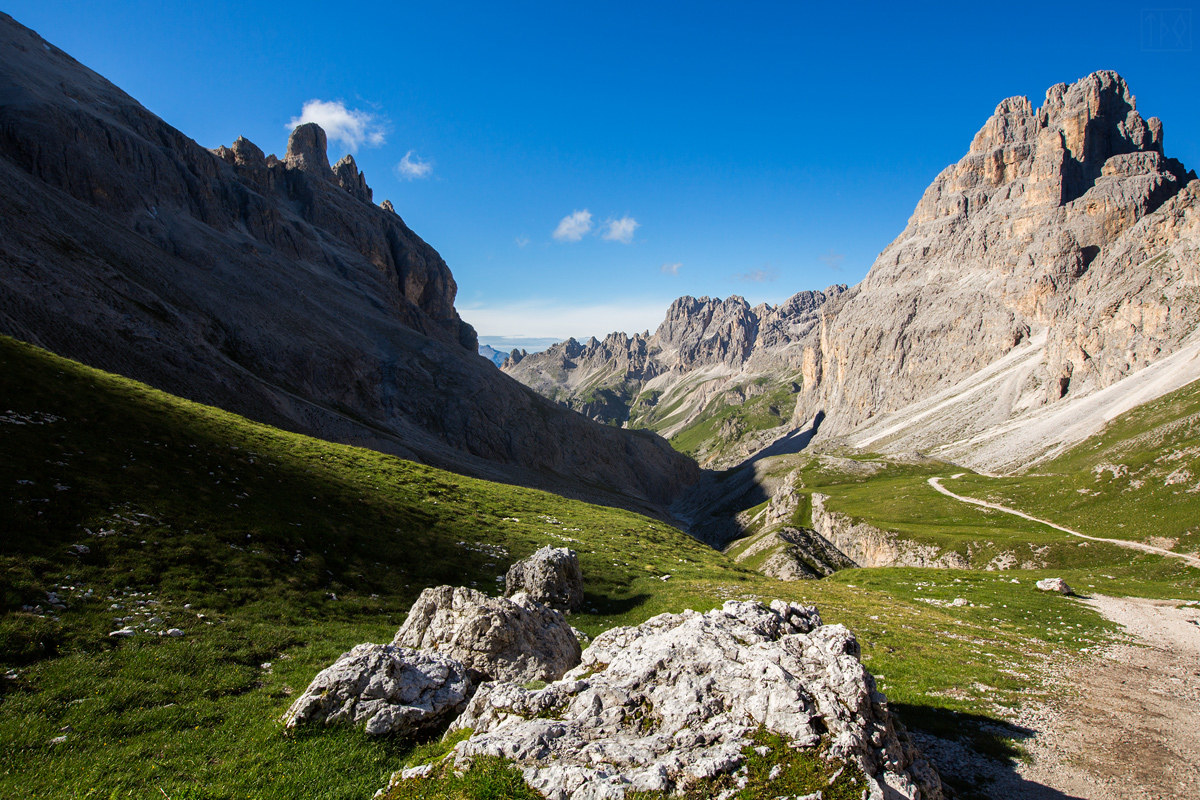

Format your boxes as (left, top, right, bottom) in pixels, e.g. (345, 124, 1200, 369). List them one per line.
(505, 71, 1199, 474)
(0, 13, 698, 511)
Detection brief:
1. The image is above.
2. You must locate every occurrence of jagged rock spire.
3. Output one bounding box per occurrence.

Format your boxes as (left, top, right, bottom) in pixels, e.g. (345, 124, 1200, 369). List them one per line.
(285, 122, 333, 179)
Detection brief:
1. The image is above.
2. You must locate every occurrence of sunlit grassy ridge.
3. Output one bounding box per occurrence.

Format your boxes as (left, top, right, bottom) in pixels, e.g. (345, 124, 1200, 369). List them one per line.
(767, 444, 1200, 601)
(0, 335, 1180, 799)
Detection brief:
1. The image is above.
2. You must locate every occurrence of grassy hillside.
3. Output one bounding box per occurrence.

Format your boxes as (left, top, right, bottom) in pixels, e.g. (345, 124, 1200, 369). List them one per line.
(777, 412, 1200, 600)
(951, 377, 1200, 556)
(1, 335, 1189, 799)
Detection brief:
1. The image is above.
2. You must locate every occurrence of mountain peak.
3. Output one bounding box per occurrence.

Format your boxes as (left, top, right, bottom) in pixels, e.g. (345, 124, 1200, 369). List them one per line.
(285, 121, 333, 179)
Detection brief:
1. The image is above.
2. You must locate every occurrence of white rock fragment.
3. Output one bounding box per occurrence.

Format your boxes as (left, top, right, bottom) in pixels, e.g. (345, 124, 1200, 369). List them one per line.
(282, 644, 474, 736)
(505, 546, 584, 611)
(1035, 577, 1072, 595)
(393, 586, 580, 683)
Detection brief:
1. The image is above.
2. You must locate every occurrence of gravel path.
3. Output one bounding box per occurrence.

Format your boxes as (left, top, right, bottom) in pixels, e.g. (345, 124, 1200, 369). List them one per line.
(926, 477, 1200, 568)
(1004, 596, 1200, 799)
(913, 596, 1200, 799)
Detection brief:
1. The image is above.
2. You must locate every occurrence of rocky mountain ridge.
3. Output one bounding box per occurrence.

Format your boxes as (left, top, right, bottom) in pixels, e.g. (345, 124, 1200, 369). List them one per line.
(505, 71, 1199, 474)
(503, 289, 843, 465)
(0, 13, 697, 509)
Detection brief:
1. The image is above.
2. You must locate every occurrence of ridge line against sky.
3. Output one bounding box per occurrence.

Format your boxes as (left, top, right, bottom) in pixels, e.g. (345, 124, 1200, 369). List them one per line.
(6, 1, 1197, 348)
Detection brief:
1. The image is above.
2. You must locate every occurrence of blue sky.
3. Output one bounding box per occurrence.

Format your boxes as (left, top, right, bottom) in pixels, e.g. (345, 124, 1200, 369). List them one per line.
(7, 1, 1198, 349)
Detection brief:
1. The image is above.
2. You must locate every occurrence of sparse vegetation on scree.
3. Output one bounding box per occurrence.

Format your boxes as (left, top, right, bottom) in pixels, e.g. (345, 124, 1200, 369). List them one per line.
(2, 333, 1197, 799)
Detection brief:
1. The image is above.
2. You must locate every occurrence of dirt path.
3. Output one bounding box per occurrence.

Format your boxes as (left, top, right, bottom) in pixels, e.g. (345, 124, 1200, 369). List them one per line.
(911, 596, 1200, 798)
(926, 477, 1200, 568)
(1002, 596, 1200, 799)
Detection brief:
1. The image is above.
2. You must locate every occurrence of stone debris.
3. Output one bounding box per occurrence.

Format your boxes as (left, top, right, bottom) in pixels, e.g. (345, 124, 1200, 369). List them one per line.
(282, 644, 474, 736)
(393, 586, 581, 684)
(504, 546, 584, 611)
(1036, 577, 1073, 595)
(391, 599, 941, 800)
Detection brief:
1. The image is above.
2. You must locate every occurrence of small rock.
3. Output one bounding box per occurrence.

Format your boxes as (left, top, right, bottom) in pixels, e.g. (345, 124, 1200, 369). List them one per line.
(1036, 577, 1072, 595)
(505, 546, 584, 612)
(394, 586, 581, 684)
(108, 628, 136, 637)
(166, 628, 184, 637)
(282, 644, 474, 736)
(49, 735, 67, 745)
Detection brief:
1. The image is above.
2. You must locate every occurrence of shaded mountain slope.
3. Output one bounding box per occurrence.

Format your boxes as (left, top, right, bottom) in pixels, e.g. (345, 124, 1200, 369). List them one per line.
(0, 13, 697, 509)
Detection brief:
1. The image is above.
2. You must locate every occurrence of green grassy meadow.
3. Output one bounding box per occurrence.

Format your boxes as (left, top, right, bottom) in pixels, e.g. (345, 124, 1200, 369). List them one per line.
(2, 334, 1197, 799)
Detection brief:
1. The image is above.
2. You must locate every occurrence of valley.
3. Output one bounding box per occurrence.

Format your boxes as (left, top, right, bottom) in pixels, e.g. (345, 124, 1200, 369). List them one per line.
(2, 8, 1200, 800)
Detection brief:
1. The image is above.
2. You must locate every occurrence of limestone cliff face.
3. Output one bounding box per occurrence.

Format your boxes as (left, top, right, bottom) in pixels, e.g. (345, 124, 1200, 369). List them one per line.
(795, 71, 1194, 435)
(0, 13, 698, 508)
(1045, 179, 1200, 398)
(808, 495, 969, 570)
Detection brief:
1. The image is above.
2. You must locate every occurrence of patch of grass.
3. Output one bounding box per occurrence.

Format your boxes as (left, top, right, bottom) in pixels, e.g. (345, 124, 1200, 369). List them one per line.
(379, 754, 543, 800)
(0, 336, 737, 798)
(795, 448, 1200, 598)
(668, 383, 798, 461)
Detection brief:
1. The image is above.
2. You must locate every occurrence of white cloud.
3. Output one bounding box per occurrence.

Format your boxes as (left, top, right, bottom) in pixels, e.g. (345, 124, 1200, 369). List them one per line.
(602, 215, 639, 244)
(661, 261, 682, 275)
(515, 236, 530, 248)
(287, 99, 386, 151)
(553, 209, 593, 242)
(733, 266, 778, 283)
(819, 249, 845, 271)
(461, 299, 670, 341)
(396, 150, 433, 180)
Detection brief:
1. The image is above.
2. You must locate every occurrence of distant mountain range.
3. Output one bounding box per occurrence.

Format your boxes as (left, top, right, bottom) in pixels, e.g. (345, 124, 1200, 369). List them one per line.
(477, 344, 508, 368)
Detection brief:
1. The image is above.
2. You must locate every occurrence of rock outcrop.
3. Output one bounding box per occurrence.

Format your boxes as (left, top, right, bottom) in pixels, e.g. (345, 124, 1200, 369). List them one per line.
(281, 644, 474, 736)
(392, 586, 581, 683)
(395, 600, 941, 800)
(810, 494, 970, 569)
(505, 71, 1199, 476)
(284, 122, 334, 178)
(0, 12, 699, 510)
(726, 471, 859, 579)
(504, 546, 584, 612)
